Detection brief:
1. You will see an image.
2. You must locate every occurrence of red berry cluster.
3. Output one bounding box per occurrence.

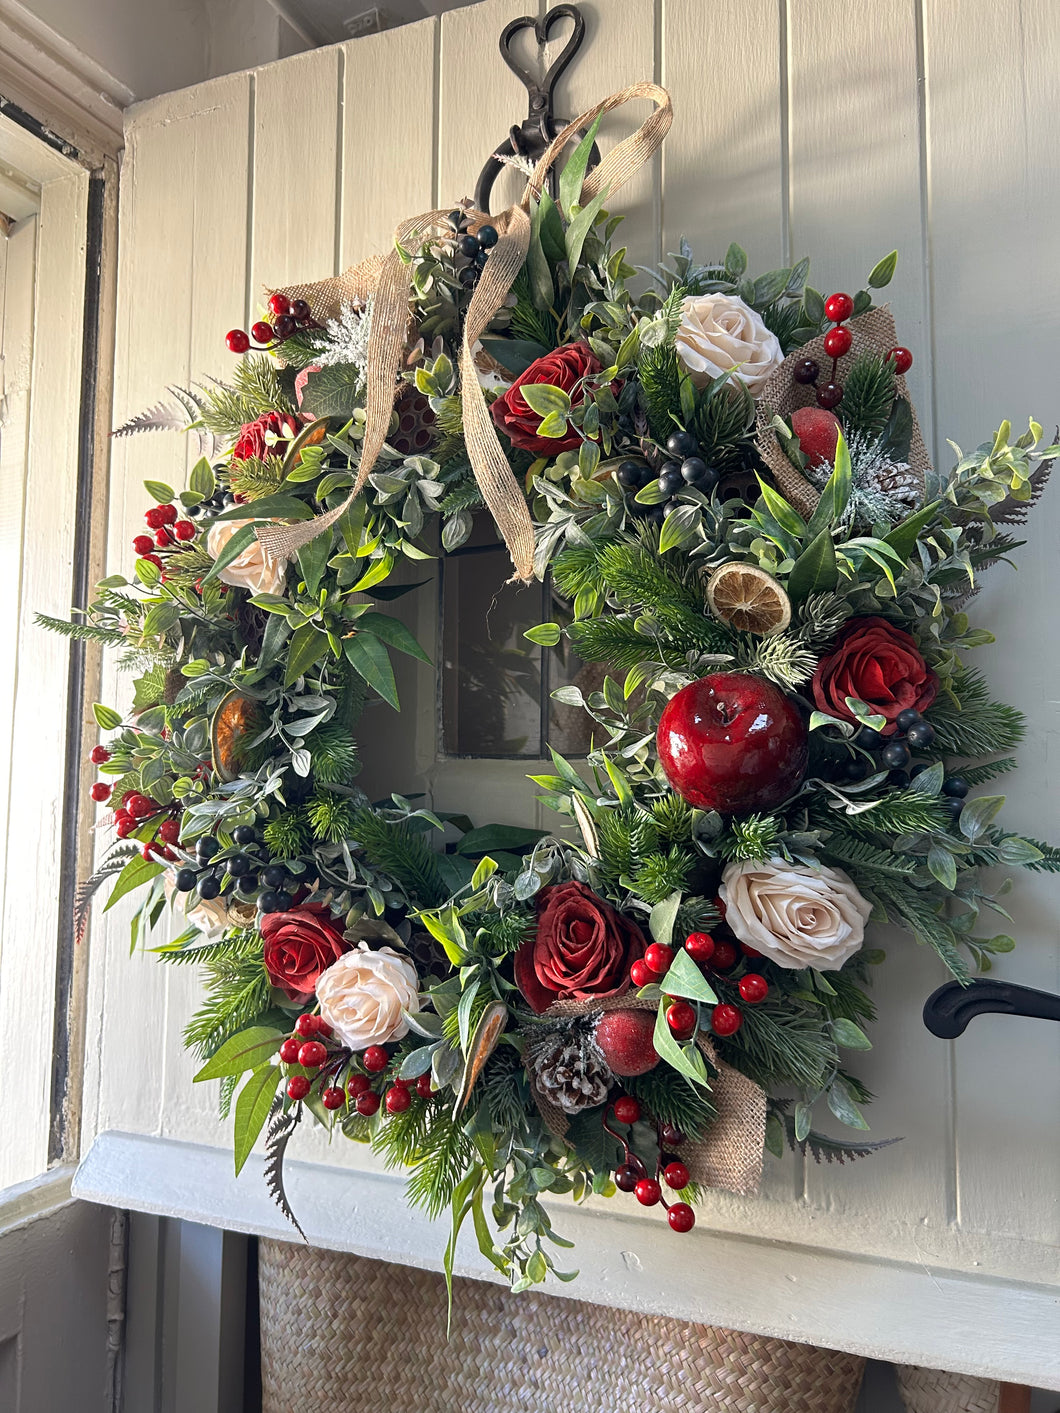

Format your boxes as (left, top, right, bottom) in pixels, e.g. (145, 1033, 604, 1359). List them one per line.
(277, 1021, 436, 1114)
(225, 294, 314, 355)
(793, 291, 913, 413)
(104, 787, 185, 861)
(134, 503, 195, 570)
(607, 1098, 696, 1234)
(627, 926, 769, 1043)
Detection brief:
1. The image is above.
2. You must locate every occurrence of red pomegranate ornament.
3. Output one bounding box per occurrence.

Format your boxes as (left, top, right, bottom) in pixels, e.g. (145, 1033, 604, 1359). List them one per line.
(791, 406, 841, 467)
(656, 672, 807, 814)
(594, 1009, 659, 1077)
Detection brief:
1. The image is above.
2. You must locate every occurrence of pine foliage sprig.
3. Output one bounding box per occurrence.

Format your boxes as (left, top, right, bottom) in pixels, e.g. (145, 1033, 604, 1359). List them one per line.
(927, 668, 1025, 757)
(690, 381, 755, 470)
(625, 1064, 717, 1138)
(264, 810, 311, 858)
(351, 808, 447, 907)
(953, 757, 1017, 786)
(638, 344, 683, 442)
(307, 725, 360, 784)
(735, 631, 817, 690)
(842, 791, 949, 837)
(632, 846, 692, 903)
(821, 834, 919, 878)
(229, 455, 286, 500)
(871, 879, 969, 980)
(721, 813, 782, 862)
(373, 1097, 475, 1219)
(307, 790, 359, 843)
(722, 997, 839, 1091)
(840, 354, 896, 441)
(565, 616, 659, 672)
(793, 592, 851, 647)
(183, 932, 274, 1060)
(648, 793, 694, 844)
(1021, 838, 1060, 872)
(33, 613, 127, 647)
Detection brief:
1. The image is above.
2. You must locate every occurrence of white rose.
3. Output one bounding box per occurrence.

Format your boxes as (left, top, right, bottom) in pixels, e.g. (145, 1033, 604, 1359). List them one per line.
(719, 858, 872, 971)
(316, 943, 421, 1049)
(674, 292, 783, 396)
(205, 518, 290, 596)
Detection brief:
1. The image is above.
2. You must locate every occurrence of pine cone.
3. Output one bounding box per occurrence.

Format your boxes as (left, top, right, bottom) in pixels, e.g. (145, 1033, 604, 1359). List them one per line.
(528, 1026, 614, 1115)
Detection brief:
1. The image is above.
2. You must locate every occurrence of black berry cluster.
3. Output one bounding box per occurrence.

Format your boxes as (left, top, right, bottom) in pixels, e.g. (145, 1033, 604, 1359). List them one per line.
(616, 429, 720, 519)
(843, 707, 969, 816)
(449, 209, 498, 290)
(173, 826, 293, 914)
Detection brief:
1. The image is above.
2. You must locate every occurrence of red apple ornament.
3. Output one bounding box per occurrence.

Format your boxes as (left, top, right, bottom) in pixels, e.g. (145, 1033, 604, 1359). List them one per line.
(594, 1009, 659, 1077)
(791, 406, 841, 467)
(656, 672, 807, 814)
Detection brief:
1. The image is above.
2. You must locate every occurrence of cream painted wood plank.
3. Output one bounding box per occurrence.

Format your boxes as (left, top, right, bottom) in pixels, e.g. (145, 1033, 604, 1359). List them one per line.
(661, 0, 785, 270)
(251, 47, 342, 295)
(0, 170, 87, 1189)
(786, 2, 951, 1226)
(438, 0, 539, 215)
(925, 0, 1060, 1247)
(554, 0, 658, 266)
(88, 76, 253, 1149)
(340, 19, 438, 264)
(787, 0, 933, 450)
(0, 216, 36, 981)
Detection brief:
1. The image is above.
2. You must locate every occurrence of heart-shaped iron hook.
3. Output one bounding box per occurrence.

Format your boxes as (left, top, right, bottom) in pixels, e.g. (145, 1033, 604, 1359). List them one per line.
(474, 3, 600, 215)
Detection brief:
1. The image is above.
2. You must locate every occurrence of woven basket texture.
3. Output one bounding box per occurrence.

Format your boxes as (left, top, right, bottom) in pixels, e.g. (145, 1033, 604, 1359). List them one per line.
(259, 1239, 866, 1413)
(895, 1365, 1001, 1413)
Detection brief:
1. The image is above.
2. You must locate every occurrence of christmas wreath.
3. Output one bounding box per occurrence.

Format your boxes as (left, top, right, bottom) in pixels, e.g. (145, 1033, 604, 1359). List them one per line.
(46, 85, 1059, 1296)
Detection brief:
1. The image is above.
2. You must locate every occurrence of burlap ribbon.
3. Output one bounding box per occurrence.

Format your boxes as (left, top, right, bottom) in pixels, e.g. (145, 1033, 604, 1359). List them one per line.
(756, 305, 931, 518)
(529, 991, 766, 1197)
(256, 81, 673, 581)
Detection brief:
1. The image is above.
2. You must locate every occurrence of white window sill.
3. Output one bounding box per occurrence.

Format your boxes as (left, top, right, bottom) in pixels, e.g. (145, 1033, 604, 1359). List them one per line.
(74, 1131, 1060, 1391)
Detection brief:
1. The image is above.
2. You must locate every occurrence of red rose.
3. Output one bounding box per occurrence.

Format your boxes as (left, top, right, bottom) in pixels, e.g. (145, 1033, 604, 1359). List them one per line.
(262, 903, 350, 1001)
(233, 410, 298, 462)
(812, 615, 938, 736)
(491, 342, 604, 456)
(515, 881, 647, 1014)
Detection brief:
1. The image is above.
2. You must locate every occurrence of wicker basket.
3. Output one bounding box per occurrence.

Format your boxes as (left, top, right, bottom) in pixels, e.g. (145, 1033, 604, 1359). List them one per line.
(895, 1365, 1030, 1413)
(258, 1239, 866, 1412)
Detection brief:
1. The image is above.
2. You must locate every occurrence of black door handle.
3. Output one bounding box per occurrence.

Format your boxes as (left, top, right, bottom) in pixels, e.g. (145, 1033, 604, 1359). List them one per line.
(923, 978, 1060, 1038)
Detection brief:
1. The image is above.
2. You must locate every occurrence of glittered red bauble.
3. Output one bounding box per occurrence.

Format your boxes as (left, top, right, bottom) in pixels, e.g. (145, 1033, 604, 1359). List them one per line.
(791, 406, 841, 467)
(594, 1009, 659, 1077)
(656, 673, 808, 815)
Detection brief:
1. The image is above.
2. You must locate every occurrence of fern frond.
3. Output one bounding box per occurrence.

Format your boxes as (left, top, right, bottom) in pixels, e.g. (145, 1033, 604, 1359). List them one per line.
(74, 845, 140, 944)
(112, 399, 186, 438)
(264, 1098, 307, 1240)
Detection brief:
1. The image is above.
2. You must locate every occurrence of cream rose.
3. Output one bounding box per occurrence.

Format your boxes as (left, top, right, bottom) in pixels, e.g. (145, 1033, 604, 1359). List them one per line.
(719, 859, 872, 971)
(316, 943, 421, 1049)
(205, 518, 290, 596)
(674, 292, 783, 396)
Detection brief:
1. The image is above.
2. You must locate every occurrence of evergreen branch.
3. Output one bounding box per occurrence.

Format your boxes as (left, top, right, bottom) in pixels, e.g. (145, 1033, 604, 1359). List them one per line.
(840, 354, 896, 442)
(35, 613, 127, 647)
(841, 792, 949, 837)
(351, 808, 447, 907)
(870, 879, 970, 981)
(183, 933, 274, 1060)
(955, 757, 1018, 786)
(638, 344, 683, 442)
(373, 1098, 475, 1219)
(721, 997, 838, 1091)
(735, 631, 817, 690)
(690, 381, 755, 470)
(625, 1064, 717, 1138)
(821, 834, 919, 878)
(229, 455, 286, 500)
(927, 668, 1025, 757)
(1021, 838, 1060, 873)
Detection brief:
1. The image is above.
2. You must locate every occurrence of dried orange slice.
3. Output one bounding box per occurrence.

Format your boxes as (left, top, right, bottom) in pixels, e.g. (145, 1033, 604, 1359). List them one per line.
(211, 691, 260, 780)
(707, 563, 791, 635)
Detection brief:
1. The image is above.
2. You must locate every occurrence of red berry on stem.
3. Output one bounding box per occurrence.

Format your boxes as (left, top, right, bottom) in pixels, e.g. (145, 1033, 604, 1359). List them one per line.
(322, 1087, 345, 1110)
(225, 329, 250, 354)
(356, 1090, 380, 1116)
(660, 1123, 686, 1147)
(612, 1095, 641, 1126)
(159, 504, 178, 525)
(643, 943, 674, 978)
(133, 535, 154, 556)
(710, 940, 739, 971)
(740, 942, 762, 959)
(635, 1178, 662, 1207)
(823, 325, 852, 359)
(362, 1045, 388, 1073)
(314, 1018, 333, 1038)
(347, 1073, 371, 1097)
(141, 843, 156, 861)
(824, 292, 854, 323)
(416, 1073, 434, 1098)
(385, 1085, 412, 1114)
(174, 520, 196, 541)
(295, 1013, 319, 1038)
(143, 554, 163, 570)
(155, 527, 173, 547)
(279, 1038, 301, 1064)
(738, 974, 769, 1004)
(663, 1160, 691, 1190)
(816, 382, 844, 410)
(667, 1202, 695, 1233)
(268, 293, 291, 318)
(792, 357, 819, 385)
(666, 1000, 697, 1041)
(614, 1164, 640, 1193)
(250, 320, 274, 344)
(712, 1003, 743, 1037)
(116, 817, 135, 838)
(127, 793, 155, 819)
(287, 1075, 311, 1101)
(629, 959, 654, 989)
(684, 932, 715, 964)
(144, 507, 165, 529)
(290, 298, 311, 322)
(158, 818, 180, 845)
(90, 782, 111, 802)
(298, 1040, 327, 1069)
(886, 345, 913, 374)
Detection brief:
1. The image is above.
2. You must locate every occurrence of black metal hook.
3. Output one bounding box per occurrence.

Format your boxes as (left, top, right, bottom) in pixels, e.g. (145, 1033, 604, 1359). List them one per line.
(473, 4, 601, 215)
(923, 978, 1060, 1039)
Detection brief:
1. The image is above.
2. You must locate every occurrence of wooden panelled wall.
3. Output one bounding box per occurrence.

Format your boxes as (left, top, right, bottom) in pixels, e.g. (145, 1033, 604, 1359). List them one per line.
(85, 0, 1060, 1316)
